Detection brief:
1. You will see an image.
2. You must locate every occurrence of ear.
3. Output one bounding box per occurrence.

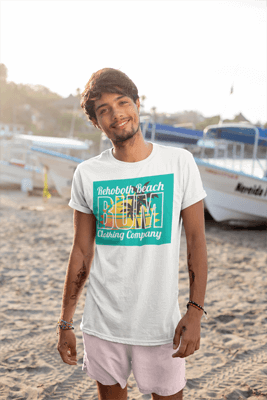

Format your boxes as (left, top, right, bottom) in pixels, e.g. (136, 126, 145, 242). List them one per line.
(91, 117, 101, 130)
(135, 98, 141, 113)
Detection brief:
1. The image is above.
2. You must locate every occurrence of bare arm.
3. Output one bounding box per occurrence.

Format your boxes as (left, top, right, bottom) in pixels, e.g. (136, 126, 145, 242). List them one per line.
(172, 200, 208, 358)
(60, 210, 96, 321)
(57, 210, 96, 365)
(182, 200, 208, 317)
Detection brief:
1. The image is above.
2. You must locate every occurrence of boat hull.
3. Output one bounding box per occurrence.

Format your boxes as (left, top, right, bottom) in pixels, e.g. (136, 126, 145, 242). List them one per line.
(196, 159, 267, 223)
(0, 161, 32, 185)
(0, 161, 54, 189)
(34, 151, 81, 199)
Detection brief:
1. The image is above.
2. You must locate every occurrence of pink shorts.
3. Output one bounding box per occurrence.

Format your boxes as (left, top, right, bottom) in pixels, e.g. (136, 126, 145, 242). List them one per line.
(82, 332, 186, 396)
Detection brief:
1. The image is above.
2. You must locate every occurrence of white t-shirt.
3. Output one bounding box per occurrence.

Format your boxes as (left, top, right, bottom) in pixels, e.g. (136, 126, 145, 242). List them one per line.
(68, 142, 207, 346)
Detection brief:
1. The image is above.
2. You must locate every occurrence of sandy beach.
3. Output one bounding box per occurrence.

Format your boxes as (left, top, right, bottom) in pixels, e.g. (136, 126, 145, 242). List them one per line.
(0, 188, 266, 400)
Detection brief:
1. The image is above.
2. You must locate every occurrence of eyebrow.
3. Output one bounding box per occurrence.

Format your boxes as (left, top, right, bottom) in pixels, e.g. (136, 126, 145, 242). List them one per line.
(95, 95, 126, 112)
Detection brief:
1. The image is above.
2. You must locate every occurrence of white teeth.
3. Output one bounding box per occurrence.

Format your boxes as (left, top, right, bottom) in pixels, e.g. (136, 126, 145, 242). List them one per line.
(118, 120, 128, 127)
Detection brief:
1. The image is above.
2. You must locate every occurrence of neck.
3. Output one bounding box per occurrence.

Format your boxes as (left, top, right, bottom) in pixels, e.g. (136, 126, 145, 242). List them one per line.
(111, 132, 153, 163)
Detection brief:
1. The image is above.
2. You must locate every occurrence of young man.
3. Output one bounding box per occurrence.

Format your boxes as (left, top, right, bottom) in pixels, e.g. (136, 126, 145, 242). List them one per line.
(57, 68, 208, 400)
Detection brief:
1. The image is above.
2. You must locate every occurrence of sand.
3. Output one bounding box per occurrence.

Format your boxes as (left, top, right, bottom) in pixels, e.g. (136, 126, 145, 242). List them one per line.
(0, 189, 266, 400)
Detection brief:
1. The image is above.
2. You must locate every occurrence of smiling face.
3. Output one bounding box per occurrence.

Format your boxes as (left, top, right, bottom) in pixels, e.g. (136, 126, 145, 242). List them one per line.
(92, 92, 141, 145)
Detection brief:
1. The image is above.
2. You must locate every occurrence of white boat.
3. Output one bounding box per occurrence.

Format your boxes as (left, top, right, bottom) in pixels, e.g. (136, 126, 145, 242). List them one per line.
(28, 135, 93, 198)
(31, 147, 86, 199)
(0, 137, 49, 190)
(136, 120, 267, 225)
(196, 158, 267, 224)
(0, 134, 92, 194)
(196, 123, 267, 225)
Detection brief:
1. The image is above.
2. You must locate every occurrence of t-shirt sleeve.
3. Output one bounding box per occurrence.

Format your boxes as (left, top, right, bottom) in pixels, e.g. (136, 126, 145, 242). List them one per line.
(68, 166, 93, 214)
(181, 151, 207, 210)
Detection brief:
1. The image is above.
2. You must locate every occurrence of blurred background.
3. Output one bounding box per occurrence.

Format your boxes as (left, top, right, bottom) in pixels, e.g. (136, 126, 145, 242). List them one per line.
(0, 0, 266, 154)
(0, 0, 266, 212)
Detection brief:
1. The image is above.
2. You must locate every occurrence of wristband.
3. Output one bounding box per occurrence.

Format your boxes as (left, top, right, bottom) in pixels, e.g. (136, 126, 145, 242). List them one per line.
(57, 318, 74, 330)
(187, 301, 207, 319)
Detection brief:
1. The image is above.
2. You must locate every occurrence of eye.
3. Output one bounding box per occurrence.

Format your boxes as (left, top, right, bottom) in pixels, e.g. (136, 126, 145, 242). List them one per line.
(120, 101, 128, 105)
(100, 109, 107, 115)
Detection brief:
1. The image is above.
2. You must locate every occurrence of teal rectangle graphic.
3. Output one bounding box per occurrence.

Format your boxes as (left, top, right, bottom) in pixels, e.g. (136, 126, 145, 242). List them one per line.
(93, 173, 174, 246)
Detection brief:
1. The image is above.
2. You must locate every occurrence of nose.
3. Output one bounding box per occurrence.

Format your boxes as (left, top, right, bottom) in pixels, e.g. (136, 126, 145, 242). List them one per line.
(111, 105, 124, 124)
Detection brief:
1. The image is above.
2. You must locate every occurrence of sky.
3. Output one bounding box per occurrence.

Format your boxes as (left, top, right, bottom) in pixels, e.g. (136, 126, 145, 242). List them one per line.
(0, 0, 266, 125)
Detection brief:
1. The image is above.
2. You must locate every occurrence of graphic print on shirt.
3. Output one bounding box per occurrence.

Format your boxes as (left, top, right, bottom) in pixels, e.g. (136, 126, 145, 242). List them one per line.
(93, 173, 174, 246)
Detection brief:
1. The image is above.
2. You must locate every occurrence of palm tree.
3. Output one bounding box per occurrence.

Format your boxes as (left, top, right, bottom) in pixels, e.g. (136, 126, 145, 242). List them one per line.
(120, 181, 159, 229)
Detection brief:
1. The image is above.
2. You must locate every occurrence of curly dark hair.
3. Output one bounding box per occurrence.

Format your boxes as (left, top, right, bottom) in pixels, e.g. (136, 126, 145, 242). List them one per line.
(80, 68, 139, 126)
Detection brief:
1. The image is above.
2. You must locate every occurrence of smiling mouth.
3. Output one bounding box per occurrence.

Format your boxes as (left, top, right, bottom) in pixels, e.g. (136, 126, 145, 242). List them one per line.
(113, 119, 130, 129)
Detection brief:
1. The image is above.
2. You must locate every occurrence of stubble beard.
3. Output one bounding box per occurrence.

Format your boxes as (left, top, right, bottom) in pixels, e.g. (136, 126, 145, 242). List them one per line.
(112, 121, 140, 146)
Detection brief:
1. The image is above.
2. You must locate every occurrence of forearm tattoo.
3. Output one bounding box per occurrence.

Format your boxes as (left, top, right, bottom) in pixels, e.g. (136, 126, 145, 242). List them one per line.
(188, 253, 195, 287)
(70, 261, 87, 302)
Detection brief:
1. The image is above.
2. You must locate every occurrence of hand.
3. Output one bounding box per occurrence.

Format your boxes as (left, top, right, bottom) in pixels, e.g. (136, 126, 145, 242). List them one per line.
(57, 328, 77, 365)
(172, 309, 201, 358)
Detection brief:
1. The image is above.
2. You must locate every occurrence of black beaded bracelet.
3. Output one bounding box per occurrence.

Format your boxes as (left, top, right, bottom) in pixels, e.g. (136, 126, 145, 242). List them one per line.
(187, 301, 207, 318)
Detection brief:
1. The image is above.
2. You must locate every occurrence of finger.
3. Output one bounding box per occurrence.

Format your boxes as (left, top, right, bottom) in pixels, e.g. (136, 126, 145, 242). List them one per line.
(63, 352, 78, 365)
(173, 325, 186, 349)
(172, 342, 188, 358)
(184, 343, 196, 358)
(195, 339, 200, 351)
(58, 348, 77, 365)
(66, 347, 78, 363)
(173, 332, 181, 350)
(58, 346, 77, 365)
(173, 336, 181, 350)
(58, 350, 74, 365)
(172, 330, 186, 357)
(70, 346, 77, 359)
